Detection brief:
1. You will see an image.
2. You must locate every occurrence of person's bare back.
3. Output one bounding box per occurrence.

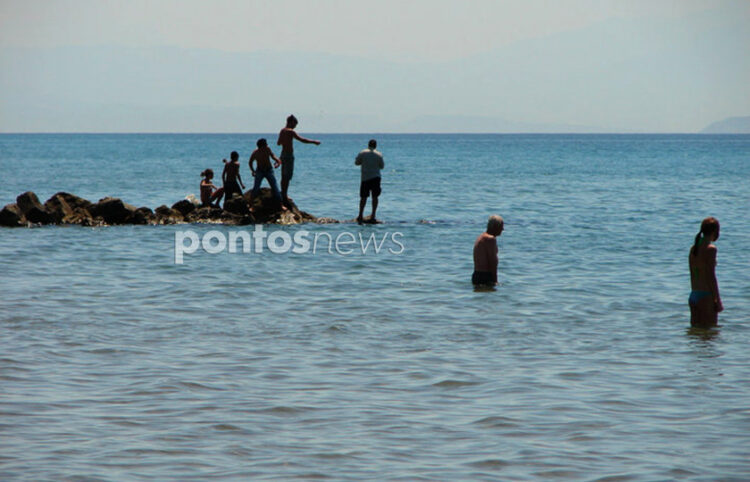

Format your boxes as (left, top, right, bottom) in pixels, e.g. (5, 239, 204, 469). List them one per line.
(472, 215, 504, 287)
(276, 115, 321, 153)
(688, 217, 722, 327)
(223, 159, 240, 182)
(473, 233, 498, 273)
(277, 127, 297, 156)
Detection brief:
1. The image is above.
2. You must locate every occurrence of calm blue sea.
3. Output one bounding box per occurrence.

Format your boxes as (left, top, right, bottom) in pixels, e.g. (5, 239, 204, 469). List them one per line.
(1, 134, 749, 480)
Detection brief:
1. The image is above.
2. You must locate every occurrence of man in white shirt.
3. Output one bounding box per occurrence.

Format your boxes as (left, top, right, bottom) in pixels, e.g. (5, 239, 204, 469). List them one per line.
(355, 139, 385, 224)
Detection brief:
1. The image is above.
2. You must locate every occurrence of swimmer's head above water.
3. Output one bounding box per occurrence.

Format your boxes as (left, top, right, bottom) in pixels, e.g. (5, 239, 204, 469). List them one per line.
(692, 217, 720, 257)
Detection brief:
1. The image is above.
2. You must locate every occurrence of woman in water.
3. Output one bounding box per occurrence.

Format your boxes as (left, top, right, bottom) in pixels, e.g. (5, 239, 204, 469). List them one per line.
(200, 168, 224, 208)
(688, 217, 723, 328)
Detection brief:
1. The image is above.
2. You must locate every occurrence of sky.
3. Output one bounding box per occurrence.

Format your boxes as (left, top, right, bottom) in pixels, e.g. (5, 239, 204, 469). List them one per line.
(1, 0, 748, 132)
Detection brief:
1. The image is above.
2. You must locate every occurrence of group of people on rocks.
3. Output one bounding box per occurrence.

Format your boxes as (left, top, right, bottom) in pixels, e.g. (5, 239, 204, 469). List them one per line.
(199, 115, 724, 330)
(199, 114, 384, 222)
(199, 115, 321, 213)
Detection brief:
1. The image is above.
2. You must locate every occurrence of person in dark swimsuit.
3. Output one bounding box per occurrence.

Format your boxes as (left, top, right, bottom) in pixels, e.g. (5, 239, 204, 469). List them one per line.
(688, 217, 723, 328)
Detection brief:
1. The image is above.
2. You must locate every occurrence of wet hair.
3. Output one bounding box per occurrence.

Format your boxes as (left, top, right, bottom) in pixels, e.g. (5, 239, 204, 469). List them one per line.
(257, 138, 267, 148)
(230, 151, 239, 161)
(692, 217, 720, 257)
(368, 139, 377, 149)
(487, 215, 504, 234)
(201, 168, 214, 179)
(286, 115, 298, 127)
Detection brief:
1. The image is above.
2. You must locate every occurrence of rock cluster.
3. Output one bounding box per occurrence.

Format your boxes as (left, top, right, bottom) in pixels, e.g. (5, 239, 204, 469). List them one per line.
(0, 189, 322, 227)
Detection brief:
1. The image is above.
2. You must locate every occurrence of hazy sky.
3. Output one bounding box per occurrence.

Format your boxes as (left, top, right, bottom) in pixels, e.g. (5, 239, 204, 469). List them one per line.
(0, 0, 729, 61)
(1, 0, 748, 132)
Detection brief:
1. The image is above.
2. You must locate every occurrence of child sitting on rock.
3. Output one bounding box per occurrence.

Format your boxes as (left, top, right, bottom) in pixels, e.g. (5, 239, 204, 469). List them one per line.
(200, 168, 224, 208)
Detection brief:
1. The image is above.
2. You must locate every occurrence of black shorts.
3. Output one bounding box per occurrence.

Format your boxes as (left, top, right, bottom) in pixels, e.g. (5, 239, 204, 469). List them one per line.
(360, 177, 382, 198)
(472, 271, 494, 286)
(223, 180, 242, 202)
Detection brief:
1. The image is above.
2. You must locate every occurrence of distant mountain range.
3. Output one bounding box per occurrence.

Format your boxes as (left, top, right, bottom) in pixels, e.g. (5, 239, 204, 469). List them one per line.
(700, 116, 750, 134)
(1, 6, 747, 133)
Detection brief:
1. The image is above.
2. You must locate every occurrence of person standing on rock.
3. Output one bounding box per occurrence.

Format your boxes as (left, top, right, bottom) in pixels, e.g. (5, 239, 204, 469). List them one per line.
(248, 138, 285, 211)
(355, 139, 384, 224)
(277, 114, 320, 206)
(222, 151, 245, 209)
(472, 215, 504, 287)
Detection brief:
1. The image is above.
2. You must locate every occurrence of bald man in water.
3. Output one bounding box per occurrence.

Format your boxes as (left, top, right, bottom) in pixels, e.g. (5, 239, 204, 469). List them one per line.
(473, 215, 504, 286)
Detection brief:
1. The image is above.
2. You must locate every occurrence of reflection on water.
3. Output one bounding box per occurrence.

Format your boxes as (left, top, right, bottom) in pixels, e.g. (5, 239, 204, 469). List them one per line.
(472, 284, 498, 293)
(686, 326, 721, 343)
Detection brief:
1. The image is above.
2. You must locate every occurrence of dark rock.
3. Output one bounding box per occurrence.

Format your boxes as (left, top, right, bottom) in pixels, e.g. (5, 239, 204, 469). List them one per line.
(172, 199, 197, 216)
(89, 197, 137, 224)
(224, 193, 250, 216)
(220, 212, 255, 226)
(62, 208, 94, 226)
(186, 206, 224, 223)
(244, 188, 280, 222)
(154, 205, 171, 216)
(132, 207, 155, 225)
(243, 188, 316, 224)
(16, 191, 53, 224)
(16, 191, 43, 213)
(0, 203, 27, 227)
(44, 193, 74, 223)
(315, 217, 340, 224)
(276, 210, 308, 225)
(47, 192, 92, 213)
(154, 205, 184, 224)
(7, 189, 319, 227)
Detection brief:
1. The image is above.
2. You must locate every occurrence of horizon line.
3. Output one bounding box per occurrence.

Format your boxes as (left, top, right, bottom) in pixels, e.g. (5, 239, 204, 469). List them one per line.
(2, 131, 741, 135)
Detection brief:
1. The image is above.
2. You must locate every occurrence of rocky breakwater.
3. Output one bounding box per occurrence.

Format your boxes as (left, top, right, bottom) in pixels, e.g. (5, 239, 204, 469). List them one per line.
(0, 189, 322, 227)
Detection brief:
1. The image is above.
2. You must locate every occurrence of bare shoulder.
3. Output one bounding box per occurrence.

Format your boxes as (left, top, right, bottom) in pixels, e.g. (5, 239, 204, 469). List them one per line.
(477, 232, 494, 244)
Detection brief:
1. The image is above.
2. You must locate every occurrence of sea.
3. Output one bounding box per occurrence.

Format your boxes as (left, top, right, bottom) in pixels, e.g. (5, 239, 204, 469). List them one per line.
(1, 133, 749, 480)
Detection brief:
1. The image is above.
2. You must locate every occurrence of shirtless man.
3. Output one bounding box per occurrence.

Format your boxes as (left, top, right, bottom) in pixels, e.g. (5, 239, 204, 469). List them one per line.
(277, 114, 320, 205)
(248, 138, 284, 209)
(222, 151, 245, 209)
(688, 217, 723, 328)
(473, 215, 504, 287)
